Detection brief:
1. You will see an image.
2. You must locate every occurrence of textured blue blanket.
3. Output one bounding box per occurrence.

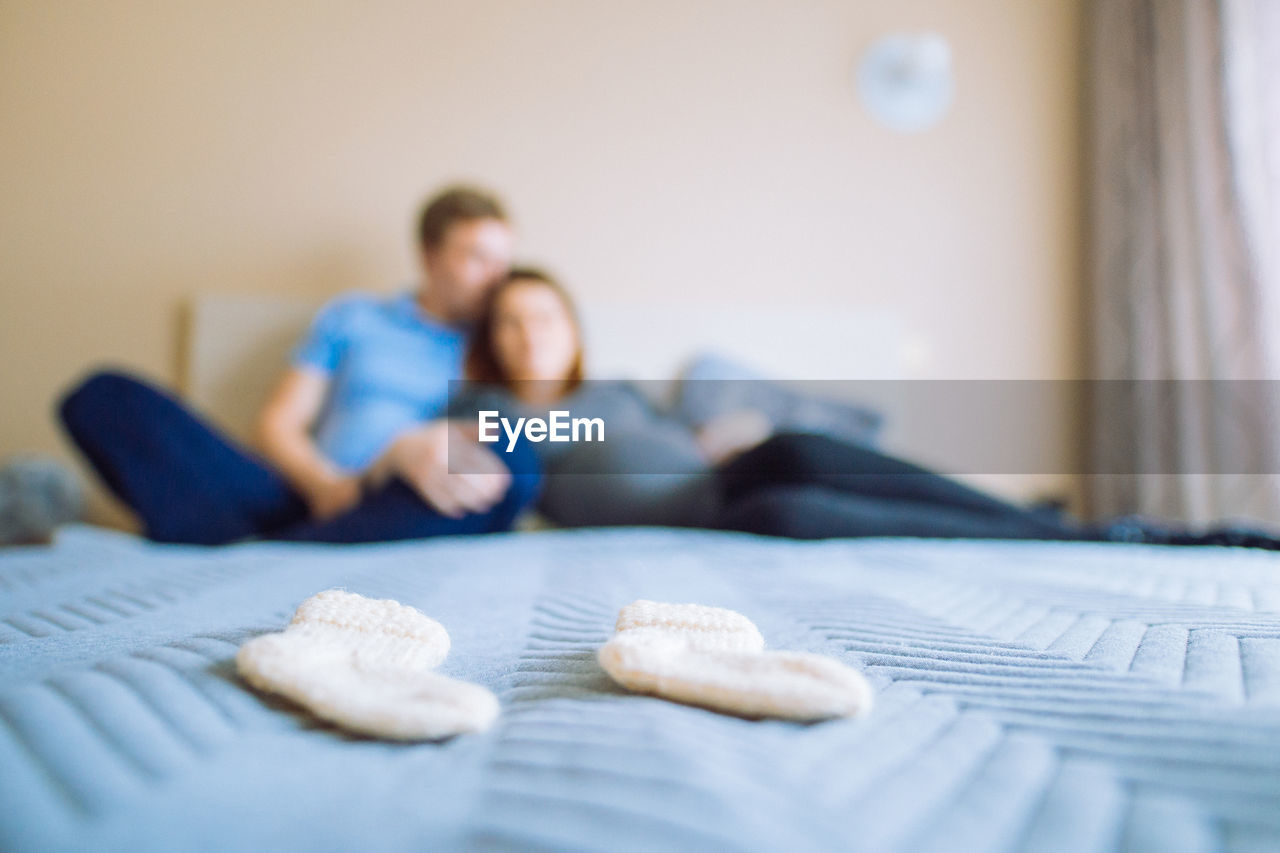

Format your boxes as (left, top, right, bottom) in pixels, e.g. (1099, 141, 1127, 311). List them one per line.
(2, 526, 1279, 852)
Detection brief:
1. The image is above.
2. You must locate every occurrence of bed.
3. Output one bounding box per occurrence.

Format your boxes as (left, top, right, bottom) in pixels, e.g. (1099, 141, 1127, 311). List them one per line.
(3, 526, 1279, 852)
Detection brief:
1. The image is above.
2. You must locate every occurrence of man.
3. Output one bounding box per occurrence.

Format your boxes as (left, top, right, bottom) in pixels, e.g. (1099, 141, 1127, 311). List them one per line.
(60, 186, 540, 544)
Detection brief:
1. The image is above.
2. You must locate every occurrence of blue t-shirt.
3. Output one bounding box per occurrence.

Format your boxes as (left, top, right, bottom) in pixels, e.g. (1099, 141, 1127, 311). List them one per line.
(292, 290, 467, 472)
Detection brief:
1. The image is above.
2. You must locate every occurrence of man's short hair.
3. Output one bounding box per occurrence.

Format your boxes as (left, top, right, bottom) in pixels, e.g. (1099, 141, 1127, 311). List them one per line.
(416, 185, 507, 250)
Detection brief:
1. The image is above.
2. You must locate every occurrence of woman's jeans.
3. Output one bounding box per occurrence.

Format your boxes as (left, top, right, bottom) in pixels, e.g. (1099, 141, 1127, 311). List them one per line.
(714, 432, 1096, 541)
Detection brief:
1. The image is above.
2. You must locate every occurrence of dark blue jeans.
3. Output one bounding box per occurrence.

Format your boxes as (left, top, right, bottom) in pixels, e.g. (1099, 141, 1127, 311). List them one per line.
(714, 432, 1097, 541)
(58, 370, 541, 545)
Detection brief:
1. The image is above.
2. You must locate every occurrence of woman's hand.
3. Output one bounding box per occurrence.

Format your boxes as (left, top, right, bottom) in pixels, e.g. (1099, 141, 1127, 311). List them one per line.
(383, 420, 511, 518)
(695, 409, 773, 466)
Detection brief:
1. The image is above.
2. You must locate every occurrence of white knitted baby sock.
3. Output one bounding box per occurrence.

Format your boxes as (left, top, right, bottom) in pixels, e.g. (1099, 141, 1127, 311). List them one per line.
(237, 590, 499, 740)
(597, 599, 873, 721)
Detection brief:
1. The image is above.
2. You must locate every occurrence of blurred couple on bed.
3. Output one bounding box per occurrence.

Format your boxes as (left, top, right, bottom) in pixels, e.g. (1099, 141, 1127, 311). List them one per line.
(58, 185, 1276, 549)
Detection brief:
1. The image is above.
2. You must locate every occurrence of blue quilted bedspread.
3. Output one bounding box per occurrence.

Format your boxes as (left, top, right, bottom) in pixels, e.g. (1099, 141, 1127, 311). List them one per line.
(2, 526, 1279, 852)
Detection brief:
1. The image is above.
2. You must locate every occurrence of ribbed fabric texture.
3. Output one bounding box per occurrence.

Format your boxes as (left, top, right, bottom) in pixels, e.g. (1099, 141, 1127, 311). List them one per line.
(1, 526, 1279, 852)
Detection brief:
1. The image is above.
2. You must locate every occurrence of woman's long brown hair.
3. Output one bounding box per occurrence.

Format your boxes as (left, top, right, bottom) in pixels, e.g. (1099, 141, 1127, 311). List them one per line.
(465, 267, 585, 392)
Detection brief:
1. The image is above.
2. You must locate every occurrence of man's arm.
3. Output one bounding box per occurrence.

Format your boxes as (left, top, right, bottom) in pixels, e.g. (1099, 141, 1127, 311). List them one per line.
(256, 366, 361, 519)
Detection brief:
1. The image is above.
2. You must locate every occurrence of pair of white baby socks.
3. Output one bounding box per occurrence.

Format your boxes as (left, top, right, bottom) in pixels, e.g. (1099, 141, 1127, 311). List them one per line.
(237, 591, 873, 740)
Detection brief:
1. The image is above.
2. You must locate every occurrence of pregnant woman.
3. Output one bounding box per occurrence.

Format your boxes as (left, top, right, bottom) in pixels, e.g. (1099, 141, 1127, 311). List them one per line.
(450, 268, 1141, 542)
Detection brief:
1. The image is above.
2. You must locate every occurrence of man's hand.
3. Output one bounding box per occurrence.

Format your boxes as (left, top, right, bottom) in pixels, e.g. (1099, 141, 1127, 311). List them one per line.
(302, 475, 363, 520)
(385, 420, 511, 518)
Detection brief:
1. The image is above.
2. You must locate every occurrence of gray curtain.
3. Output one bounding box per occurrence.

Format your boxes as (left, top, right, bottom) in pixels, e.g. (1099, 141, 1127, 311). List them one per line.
(1086, 0, 1280, 525)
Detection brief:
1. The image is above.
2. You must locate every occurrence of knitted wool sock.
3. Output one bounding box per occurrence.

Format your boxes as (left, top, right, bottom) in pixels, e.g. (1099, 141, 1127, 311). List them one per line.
(598, 599, 873, 721)
(237, 590, 499, 740)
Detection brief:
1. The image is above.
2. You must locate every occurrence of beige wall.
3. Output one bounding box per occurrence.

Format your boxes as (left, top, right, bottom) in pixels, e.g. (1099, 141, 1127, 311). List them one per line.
(0, 0, 1083, 512)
